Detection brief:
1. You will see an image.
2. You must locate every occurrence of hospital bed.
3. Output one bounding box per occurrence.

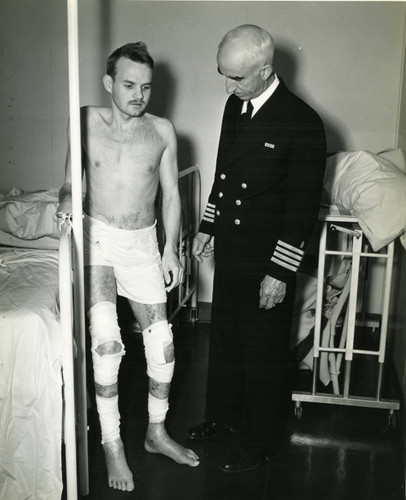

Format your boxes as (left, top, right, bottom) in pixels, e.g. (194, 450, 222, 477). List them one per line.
(0, 188, 78, 500)
(291, 148, 406, 422)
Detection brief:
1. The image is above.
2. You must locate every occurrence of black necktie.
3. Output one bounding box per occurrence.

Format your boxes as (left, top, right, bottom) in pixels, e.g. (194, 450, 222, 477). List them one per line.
(240, 100, 253, 125)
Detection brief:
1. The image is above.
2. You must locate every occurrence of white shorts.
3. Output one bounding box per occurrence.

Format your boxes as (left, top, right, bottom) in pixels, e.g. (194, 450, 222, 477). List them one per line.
(83, 214, 167, 304)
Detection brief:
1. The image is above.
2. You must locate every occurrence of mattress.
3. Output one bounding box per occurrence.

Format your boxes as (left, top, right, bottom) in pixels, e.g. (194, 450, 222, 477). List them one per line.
(0, 247, 63, 500)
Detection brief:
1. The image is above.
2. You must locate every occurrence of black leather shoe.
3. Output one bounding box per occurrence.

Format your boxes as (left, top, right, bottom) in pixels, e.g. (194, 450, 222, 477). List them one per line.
(186, 420, 232, 441)
(219, 448, 268, 473)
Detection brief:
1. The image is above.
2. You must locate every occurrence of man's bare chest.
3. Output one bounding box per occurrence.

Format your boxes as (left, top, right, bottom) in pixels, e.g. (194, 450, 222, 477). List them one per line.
(84, 123, 165, 170)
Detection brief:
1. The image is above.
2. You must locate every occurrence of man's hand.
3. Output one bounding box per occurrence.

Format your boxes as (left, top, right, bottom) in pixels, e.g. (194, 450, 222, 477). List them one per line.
(259, 275, 286, 309)
(55, 198, 73, 234)
(192, 232, 213, 262)
(162, 248, 184, 293)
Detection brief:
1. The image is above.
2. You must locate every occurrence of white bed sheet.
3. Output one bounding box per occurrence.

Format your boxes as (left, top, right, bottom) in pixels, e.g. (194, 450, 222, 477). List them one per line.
(0, 248, 63, 500)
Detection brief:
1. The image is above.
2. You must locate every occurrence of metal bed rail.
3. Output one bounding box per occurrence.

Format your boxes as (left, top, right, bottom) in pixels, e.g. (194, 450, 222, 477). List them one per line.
(58, 219, 77, 500)
(168, 165, 201, 323)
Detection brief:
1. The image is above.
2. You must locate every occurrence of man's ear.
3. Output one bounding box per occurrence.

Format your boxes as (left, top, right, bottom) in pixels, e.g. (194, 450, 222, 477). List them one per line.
(260, 64, 273, 81)
(103, 74, 113, 93)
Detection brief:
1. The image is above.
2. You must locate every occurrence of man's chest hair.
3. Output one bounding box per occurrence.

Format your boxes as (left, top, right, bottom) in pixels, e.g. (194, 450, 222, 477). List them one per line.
(84, 123, 165, 167)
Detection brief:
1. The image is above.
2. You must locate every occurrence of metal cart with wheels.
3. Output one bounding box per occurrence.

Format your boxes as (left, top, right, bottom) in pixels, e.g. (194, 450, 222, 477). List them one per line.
(292, 206, 400, 425)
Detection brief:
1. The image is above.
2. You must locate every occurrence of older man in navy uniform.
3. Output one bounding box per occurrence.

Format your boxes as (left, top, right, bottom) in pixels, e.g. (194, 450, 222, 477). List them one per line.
(187, 25, 326, 472)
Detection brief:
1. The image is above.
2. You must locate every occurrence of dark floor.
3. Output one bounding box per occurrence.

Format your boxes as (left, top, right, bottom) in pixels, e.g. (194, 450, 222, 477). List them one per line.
(71, 313, 405, 500)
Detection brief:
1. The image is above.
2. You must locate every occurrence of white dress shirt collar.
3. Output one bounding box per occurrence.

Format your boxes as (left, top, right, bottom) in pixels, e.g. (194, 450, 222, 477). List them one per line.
(242, 74, 280, 117)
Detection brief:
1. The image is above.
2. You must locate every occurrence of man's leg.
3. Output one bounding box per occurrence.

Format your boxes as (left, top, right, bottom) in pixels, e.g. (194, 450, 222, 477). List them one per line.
(187, 268, 244, 441)
(234, 272, 296, 456)
(205, 268, 244, 426)
(128, 300, 199, 467)
(215, 271, 296, 472)
(85, 265, 134, 492)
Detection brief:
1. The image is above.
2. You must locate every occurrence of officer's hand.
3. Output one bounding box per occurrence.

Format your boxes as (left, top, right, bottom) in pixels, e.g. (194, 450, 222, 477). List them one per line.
(259, 275, 286, 309)
(192, 232, 213, 262)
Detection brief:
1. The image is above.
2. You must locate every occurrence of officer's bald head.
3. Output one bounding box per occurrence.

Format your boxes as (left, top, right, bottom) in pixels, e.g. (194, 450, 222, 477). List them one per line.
(218, 25, 275, 68)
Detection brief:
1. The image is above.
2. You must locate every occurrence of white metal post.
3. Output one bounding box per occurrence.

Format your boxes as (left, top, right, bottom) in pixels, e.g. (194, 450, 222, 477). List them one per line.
(66, 0, 89, 495)
(59, 222, 77, 500)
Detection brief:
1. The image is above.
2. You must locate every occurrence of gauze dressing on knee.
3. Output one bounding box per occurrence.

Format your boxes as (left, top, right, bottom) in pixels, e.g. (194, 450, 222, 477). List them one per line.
(142, 320, 175, 383)
(88, 301, 125, 443)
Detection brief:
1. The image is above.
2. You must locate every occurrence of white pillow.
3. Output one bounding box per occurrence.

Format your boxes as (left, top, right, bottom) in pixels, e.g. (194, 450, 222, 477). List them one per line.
(0, 188, 59, 241)
(323, 151, 406, 251)
(378, 148, 406, 174)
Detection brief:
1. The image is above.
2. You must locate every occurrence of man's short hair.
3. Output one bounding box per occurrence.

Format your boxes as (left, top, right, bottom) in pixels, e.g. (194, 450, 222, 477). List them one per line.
(219, 25, 275, 67)
(106, 42, 154, 79)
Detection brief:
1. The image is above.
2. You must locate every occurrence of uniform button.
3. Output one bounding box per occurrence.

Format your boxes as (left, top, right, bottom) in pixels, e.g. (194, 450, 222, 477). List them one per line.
(218, 192, 223, 198)
(241, 182, 247, 189)
(220, 174, 226, 180)
(234, 219, 240, 225)
(216, 210, 220, 216)
(235, 199, 241, 206)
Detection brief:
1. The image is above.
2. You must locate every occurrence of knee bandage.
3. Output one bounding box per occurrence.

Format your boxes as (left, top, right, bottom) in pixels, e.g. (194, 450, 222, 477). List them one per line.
(88, 301, 125, 443)
(142, 320, 175, 384)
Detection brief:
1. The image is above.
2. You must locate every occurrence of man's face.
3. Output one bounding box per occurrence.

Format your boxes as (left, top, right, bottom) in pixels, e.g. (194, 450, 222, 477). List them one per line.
(217, 47, 268, 101)
(105, 57, 152, 117)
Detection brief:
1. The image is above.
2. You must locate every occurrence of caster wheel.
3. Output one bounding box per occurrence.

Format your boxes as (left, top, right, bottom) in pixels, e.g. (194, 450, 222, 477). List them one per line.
(294, 405, 303, 420)
(388, 411, 397, 429)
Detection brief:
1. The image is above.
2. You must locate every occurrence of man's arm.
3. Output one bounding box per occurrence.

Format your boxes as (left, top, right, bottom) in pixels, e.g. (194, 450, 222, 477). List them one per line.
(260, 107, 326, 309)
(56, 120, 74, 231)
(159, 120, 184, 292)
(57, 109, 87, 231)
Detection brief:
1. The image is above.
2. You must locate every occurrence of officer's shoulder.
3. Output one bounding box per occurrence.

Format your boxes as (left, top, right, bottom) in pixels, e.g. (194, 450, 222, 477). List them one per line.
(283, 87, 321, 120)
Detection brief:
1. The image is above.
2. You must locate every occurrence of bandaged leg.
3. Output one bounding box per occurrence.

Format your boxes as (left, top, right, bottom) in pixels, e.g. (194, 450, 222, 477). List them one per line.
(142, 320, 175, 423)
(142, 320, 200, 466)
(89, 301, 125, 444)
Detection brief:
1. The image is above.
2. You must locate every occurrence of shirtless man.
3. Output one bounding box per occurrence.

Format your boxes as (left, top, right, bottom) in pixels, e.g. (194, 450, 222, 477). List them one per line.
(57, 42, 199, 492)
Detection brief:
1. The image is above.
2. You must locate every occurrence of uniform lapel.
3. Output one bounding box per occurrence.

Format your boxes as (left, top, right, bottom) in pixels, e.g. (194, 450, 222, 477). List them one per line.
(216, 97, 242, 167)
(222, 83, 285, 167)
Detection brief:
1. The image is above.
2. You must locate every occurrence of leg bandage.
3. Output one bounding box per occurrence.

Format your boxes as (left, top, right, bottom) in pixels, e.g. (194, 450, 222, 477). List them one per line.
(148, 394, 170, 424)
(88, 301, 125, 444)
(142, 320, 175, 424)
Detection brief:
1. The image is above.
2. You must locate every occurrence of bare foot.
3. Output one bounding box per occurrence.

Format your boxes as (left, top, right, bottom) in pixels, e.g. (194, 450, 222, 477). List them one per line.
(103, 438, 135, 491)
(144, 422, 200, 467)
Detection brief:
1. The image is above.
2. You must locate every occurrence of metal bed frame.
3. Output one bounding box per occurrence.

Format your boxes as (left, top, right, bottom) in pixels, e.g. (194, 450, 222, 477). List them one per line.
(292, 206, 400, 423)
(167, 166, 201, 324)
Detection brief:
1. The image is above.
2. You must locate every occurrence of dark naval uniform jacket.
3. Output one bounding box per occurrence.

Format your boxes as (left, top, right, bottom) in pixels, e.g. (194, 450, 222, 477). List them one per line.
(199, 78, 326, 282)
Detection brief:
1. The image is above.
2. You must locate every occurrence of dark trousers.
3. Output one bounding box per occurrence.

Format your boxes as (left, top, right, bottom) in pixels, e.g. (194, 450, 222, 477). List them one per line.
(205, 267, 296, 452)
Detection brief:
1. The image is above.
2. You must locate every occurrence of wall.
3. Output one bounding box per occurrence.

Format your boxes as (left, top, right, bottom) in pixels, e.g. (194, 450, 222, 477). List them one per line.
(0, 1, 405, 303)
(393, 13, 406, 405)
(0, 0, 68, 190)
